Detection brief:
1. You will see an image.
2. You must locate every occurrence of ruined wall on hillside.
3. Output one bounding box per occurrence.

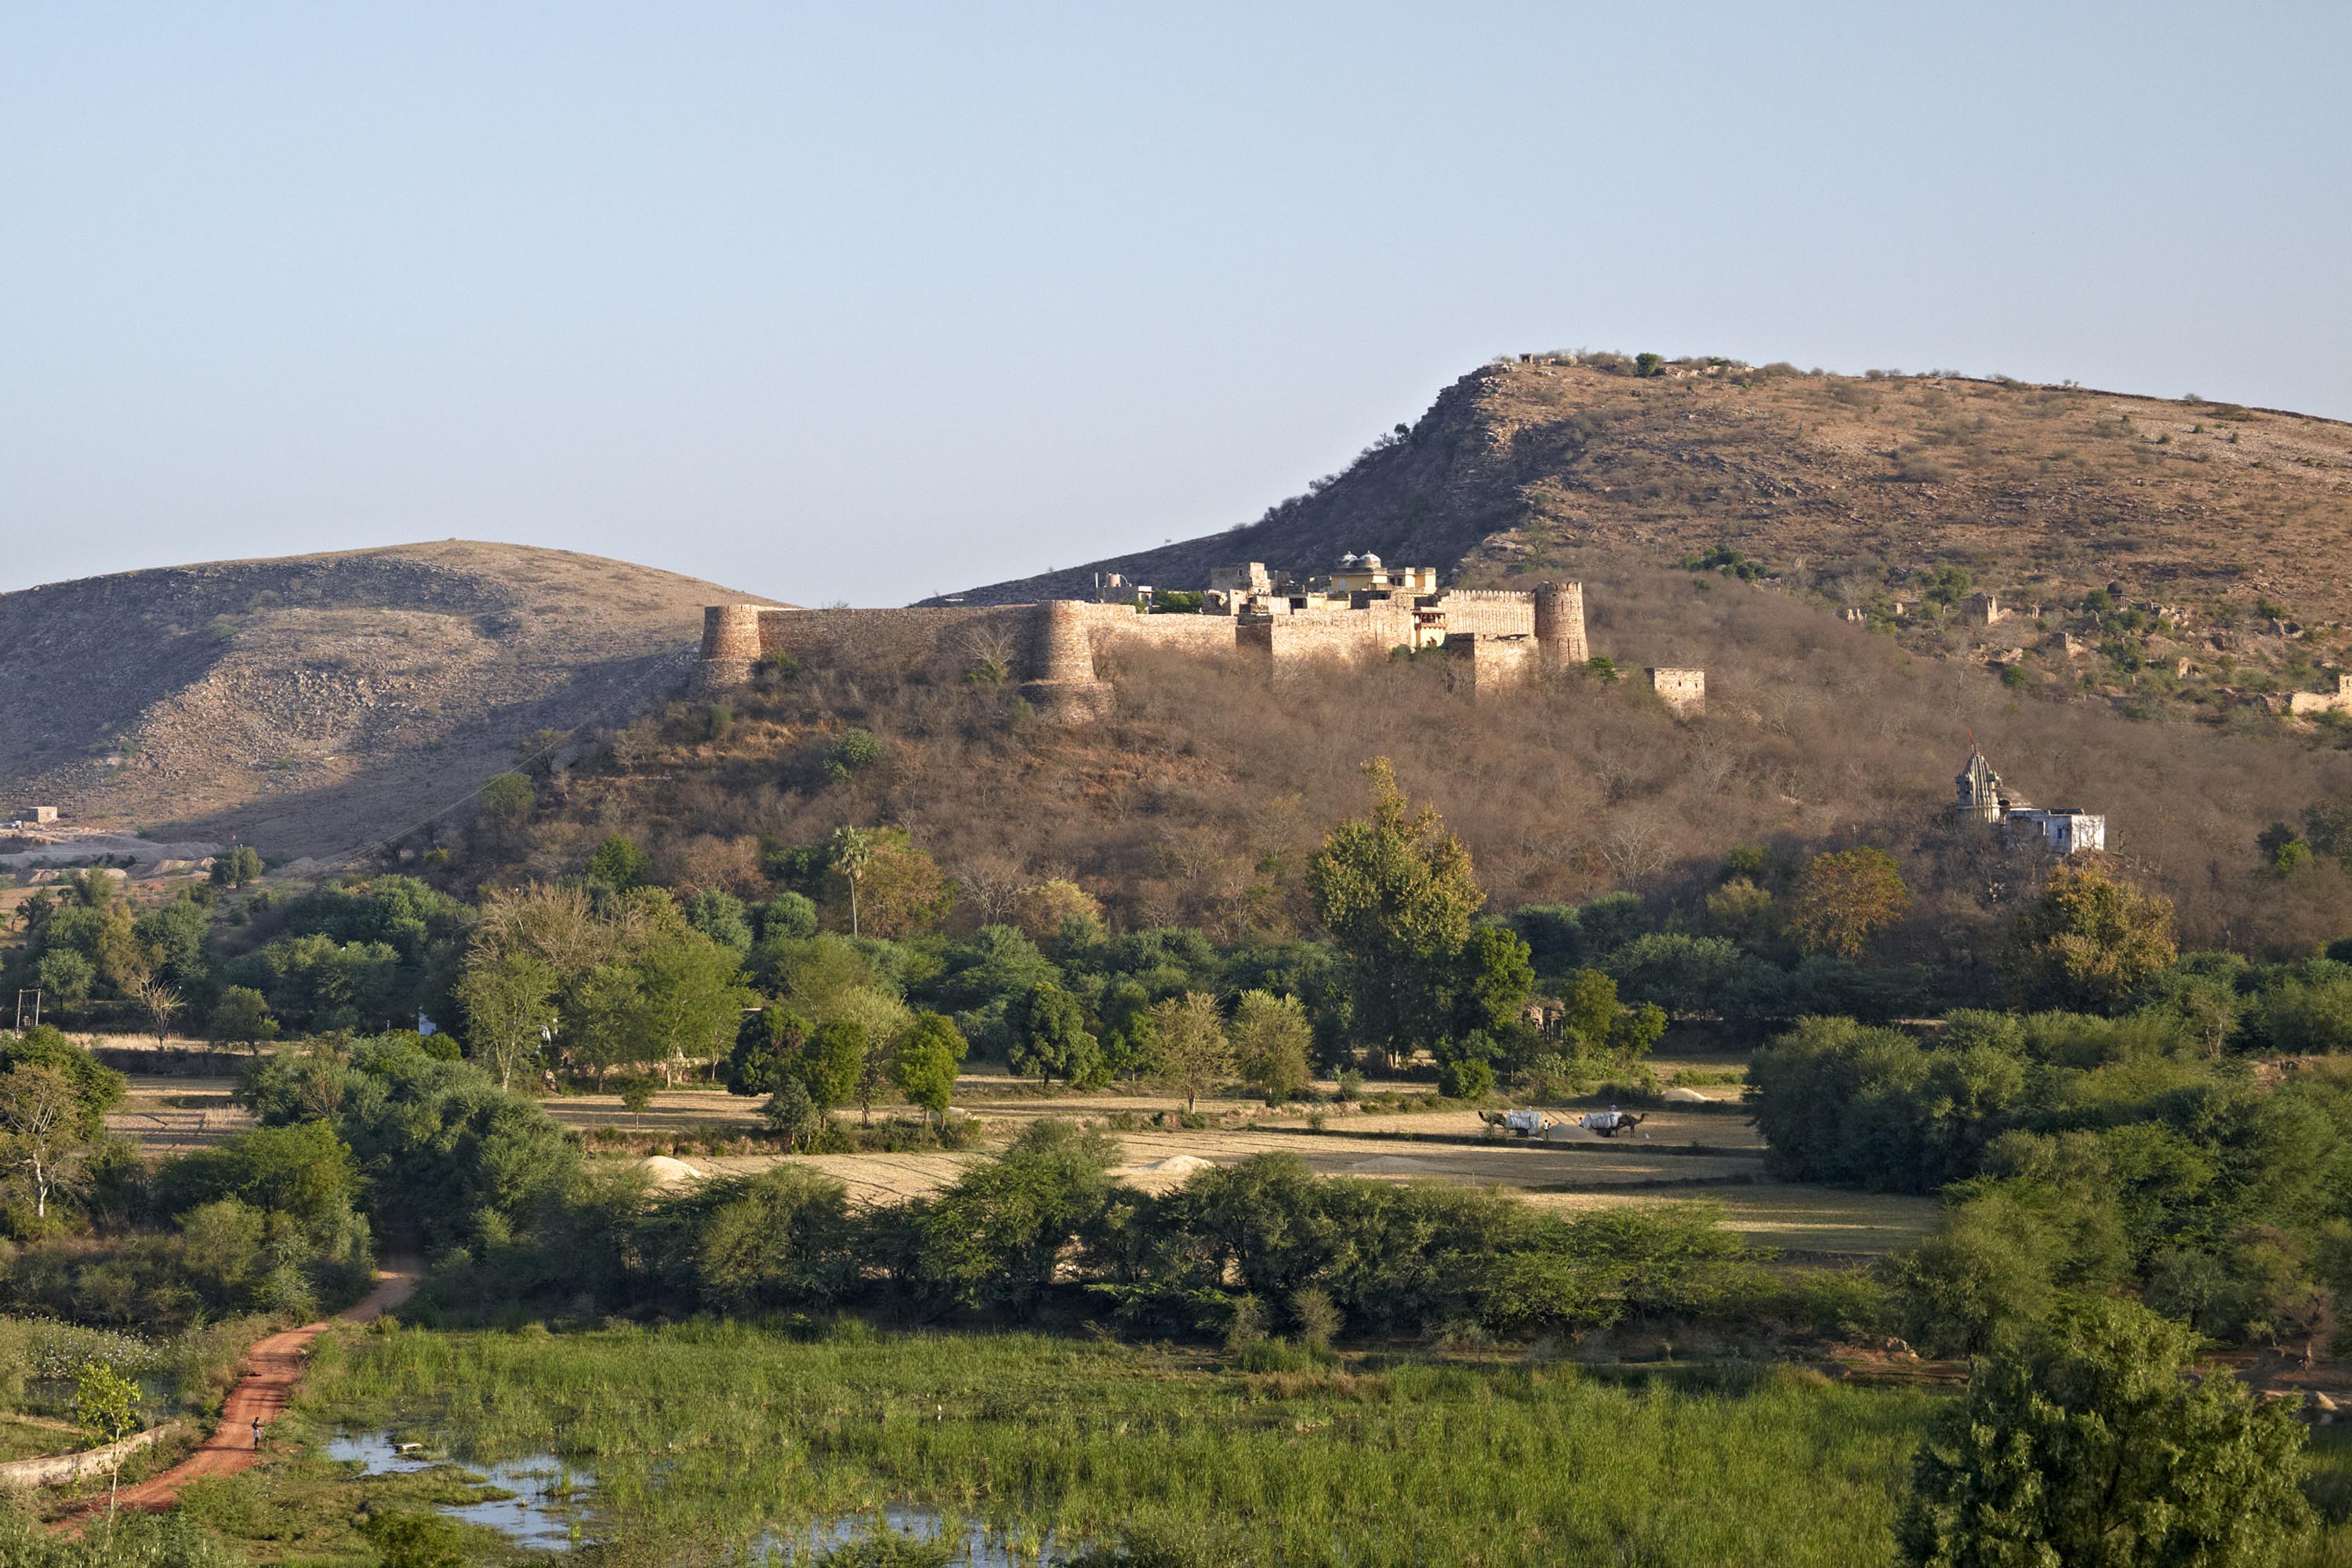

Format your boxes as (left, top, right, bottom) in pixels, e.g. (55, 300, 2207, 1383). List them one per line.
(695, 579, 1612, 715)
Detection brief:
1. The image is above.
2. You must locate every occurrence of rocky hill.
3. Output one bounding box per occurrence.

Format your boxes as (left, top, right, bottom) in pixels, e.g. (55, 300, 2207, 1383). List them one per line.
(0, 542, 778, 858)
(940, 356, 2352, 714)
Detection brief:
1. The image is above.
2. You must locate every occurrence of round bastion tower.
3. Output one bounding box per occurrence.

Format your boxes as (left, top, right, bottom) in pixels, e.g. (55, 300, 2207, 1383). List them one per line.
(696, 604, 765, 691)
(1533, 581, 1589, 666)
(1020, 601, 1113, 722)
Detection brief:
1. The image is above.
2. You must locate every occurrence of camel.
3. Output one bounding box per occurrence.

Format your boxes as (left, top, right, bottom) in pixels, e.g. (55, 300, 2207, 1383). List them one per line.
(1578, 1109, 1647, 1138)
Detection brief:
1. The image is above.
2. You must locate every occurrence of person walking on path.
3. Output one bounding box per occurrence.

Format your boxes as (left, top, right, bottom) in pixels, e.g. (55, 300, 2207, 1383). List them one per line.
(53, 1260, 417, 1533)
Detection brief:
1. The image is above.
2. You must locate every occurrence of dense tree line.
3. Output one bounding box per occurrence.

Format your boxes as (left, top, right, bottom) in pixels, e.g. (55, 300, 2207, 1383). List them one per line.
(1748, 921, 2352, 1358)
(0, 1029, 375, 1326)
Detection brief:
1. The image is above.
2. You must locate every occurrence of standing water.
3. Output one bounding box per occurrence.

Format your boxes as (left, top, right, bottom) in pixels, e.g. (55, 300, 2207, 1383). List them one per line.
(326, 1431, 593, 1551)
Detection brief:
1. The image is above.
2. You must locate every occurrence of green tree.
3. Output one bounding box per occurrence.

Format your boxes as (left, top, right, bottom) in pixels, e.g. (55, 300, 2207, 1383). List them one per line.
(1444, 924, 1534, 1040)
(892, 1011, 967, 1127)
(568, 960, 645, 1080)
(683, 889, 754, 953)
(154, 1120, 358, 1233)
(210, 844, 264, 889)
(208, 985, 280, 1051)
(34, 949, 95, 1011)
(899, 1119, 1118, 1311)
(2001, 862, 2178, 1013)
(1230, 990, 1312, 1102)
(798, 1018, 867, 1112)
(585, 834, 649, 891)
(824, 727, 884, 781)
(1437, 1054, 1495, 1100)
(1559, 969, 1620, 1050)
(1786, 848, 1912, 959)
(456, 949, 554, 1091)
(1898, 1297, 2310, 1567)
(758, 1078, 821, 1149)
(0, 1026, 127, 1133)
(724, 1005, 811, 1095)
(1704, 876, 1777, 942)
(474, 771, 535, 853)
(0, 1065, 94, 1222)
(632, 931, 749, 1085)
(823, 728, 884, 780)
(1308, 758, 1484, 1068)
(2302, 790, 2352, 862)
(618, 1075, 658, 1130)
(73, 1357, 143, 1518)
(1147, 992, 1232, 1112)
(848, 829, 954, 937)
(1007, 981, 1102, 1087)
(361, 1511, 471, 1568)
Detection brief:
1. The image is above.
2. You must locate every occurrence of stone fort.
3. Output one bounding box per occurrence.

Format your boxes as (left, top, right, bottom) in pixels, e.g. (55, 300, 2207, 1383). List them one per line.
(699, 556, 1701, 720)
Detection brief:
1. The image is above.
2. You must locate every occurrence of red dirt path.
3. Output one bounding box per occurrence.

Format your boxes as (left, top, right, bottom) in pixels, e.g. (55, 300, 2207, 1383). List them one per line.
(60, 1261, 418, 1526)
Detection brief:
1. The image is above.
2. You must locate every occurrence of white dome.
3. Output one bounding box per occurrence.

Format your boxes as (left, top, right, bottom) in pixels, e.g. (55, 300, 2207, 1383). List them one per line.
(1358, 553, 1381, 568)
(1338, 552, 1359, 566)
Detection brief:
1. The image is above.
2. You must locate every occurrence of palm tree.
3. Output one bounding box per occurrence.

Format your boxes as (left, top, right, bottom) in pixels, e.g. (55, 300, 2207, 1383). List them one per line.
(830, 826, 876, 937)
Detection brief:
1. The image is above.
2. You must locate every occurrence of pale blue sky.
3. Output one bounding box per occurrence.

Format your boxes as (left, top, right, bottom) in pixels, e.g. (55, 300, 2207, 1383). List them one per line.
(4, 3, 2346, 604)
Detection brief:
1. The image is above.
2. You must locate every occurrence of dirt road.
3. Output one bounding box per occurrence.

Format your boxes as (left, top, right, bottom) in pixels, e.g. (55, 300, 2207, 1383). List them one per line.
(62, 1261, 418, 1525)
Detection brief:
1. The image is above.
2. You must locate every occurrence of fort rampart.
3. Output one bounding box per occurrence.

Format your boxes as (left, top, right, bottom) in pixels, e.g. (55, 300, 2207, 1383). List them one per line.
(696, 577, 1606, 721)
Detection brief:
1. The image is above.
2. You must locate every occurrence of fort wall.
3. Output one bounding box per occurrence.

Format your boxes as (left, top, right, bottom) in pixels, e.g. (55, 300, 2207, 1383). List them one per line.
(695, 572, 1664, 724)
(1443, 633, 1535, 695)
(1091, 608, 1247, 655)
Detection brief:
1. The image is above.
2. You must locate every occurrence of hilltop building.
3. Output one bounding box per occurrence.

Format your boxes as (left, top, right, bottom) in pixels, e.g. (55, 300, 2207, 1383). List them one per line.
(698, 557, 1693, 719)
(1951, 748, 2104, 855)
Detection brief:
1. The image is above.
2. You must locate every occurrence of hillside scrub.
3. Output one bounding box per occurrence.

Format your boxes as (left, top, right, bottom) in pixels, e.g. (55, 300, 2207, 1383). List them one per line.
(13, 562, 2352, 1050)
(952, 358, 2352, 729)
(471, 554, 2352, 1001)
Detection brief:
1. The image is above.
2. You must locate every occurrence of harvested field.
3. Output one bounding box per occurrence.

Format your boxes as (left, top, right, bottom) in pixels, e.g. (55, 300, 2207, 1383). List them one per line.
(102, 1070, 1922, 1258)
(1526, 1184, 1943, 1257)
(104, 1078, 252, 1152)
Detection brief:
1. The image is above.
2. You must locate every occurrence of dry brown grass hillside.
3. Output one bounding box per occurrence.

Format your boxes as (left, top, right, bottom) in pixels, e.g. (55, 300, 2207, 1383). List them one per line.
(943, 356, 2352, 717)
(498, 554, 2352, 984)
(0, 541, 778, 857)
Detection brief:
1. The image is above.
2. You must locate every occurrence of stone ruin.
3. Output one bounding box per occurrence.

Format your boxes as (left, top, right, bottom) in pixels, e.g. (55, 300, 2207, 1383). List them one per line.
(2290, 674, 2352, 719)
(698, 558, 1704, 723)
(1645, 668, 1705, 717)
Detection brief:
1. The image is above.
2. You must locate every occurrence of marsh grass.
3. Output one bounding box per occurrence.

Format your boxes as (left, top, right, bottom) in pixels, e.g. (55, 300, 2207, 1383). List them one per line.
(289, 1322, 1940, 1567)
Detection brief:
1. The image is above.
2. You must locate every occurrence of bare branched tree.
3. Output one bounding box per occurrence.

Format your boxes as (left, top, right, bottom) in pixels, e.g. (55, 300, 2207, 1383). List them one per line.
(956, 853, 1029, 925)
(132, 973, 181, 1047)
(1595, 811, 1672, 885)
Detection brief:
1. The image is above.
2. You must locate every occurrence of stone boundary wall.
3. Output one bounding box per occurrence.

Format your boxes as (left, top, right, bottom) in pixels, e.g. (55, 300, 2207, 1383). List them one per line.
(1430, 593, 1536, 637)
(1088, 608, 1244, 656)
(1443, 633, 1535, 695)
(0, 1421, 180, 1491)
(1240, 615, 1392, 666)
(694, 586, 1623, 702)
(735, 606, 1038, 673)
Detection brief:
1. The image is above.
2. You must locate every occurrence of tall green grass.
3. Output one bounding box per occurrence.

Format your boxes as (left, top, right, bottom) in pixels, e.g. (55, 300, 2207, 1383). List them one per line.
(296, 1322, 1937, 1567)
